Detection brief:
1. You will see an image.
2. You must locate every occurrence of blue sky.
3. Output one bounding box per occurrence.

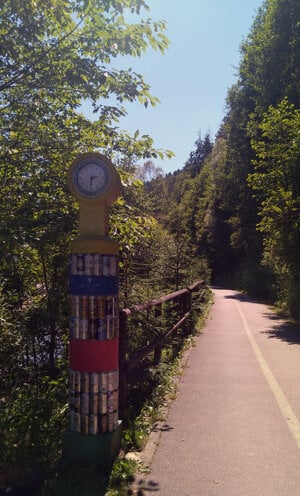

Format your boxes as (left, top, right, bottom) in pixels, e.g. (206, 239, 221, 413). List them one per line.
(87, 0, 264, 173)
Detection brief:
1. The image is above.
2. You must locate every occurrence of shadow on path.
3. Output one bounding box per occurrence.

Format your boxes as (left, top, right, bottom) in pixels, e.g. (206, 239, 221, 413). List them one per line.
(263, 320, 300, 346)
(213, 287, 300, 346)
(223, 292, 257, 303)
(215, 287, 300, 346)
(134, 478, 160, 494)
(129, 422, 174, 494)
(152, 423, 173, 433)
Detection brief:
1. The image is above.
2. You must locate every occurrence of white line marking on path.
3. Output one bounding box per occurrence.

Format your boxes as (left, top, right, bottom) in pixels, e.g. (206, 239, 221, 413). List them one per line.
(235, 300, 300, 450)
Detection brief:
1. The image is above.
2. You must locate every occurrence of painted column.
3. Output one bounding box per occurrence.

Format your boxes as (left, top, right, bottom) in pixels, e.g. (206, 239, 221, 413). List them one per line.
(68, 246, 119, 435)
(62, 153, 122, 468)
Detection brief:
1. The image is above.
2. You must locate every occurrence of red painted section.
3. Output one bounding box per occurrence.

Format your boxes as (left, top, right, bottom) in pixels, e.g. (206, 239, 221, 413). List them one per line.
(70, 339, 119, 372)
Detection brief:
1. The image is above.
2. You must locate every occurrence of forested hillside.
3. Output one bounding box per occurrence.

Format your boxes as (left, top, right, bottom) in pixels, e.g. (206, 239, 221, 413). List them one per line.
(149, 0, 300, 318)
(1, 0, 300, 492)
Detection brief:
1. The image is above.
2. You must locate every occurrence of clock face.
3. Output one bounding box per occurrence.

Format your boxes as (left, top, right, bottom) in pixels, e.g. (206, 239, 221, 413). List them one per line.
(73, 158, 110, 198)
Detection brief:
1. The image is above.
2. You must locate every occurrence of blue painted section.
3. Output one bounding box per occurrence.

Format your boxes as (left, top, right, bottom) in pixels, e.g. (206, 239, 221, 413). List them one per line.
(69, 275, 118, 295)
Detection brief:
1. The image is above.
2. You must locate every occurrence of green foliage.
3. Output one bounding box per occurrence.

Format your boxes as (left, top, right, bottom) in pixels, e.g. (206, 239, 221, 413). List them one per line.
(42, 458, 136, 496)
(183, 132, 213, 177)
(0, 368, 68, 487)
(249, 98, 300, 314)
(123, 354, 181, 452)
(0, 0, 174, 488)
(239, 0, 300, 109)
(106, 459, 137, 496)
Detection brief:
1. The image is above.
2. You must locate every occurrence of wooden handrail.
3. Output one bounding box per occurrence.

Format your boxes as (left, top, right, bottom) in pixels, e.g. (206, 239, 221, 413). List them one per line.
(122, 280, 203, 316)
(118, 280, 204, 415)
(124, 311, 190, 373)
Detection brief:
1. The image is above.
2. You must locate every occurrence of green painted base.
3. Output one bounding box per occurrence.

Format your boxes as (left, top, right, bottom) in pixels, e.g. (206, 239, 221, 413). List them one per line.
(62, 422, 122, 471)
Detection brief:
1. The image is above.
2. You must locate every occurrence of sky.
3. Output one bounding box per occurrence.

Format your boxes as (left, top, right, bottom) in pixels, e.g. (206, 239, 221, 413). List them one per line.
(87, 0, 264, 174)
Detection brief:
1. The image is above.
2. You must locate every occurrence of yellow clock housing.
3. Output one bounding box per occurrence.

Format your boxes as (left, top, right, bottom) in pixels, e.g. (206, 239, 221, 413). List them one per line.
(67, 152, 121, 205)
(67, 152, 121, 240)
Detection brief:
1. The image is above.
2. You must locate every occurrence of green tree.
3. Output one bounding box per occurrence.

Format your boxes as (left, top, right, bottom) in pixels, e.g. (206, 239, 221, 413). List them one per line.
(183, 131, 213, 178)
(239, 0, 300, 111)
(0, 0, 172, 485)
(249, 98, 300, 315)
(185, 135, 239, 277)
(203, 0, 300, 293)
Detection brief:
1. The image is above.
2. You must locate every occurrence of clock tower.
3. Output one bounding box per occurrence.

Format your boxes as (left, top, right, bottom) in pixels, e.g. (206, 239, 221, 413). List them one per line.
(63, 152, 122, 469)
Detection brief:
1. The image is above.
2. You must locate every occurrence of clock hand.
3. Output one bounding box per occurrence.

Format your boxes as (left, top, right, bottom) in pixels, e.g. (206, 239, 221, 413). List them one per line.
(90, 175, 99, 187)
(90, 175, 99, 183)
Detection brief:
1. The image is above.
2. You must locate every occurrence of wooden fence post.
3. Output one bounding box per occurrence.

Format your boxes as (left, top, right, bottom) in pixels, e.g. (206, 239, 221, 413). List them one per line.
(153, 303, 162, 365)
(117, 281, 204, 419)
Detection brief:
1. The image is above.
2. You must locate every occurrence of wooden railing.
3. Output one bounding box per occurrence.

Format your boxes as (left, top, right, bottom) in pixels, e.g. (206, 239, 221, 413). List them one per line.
(118, 280, 205, 416)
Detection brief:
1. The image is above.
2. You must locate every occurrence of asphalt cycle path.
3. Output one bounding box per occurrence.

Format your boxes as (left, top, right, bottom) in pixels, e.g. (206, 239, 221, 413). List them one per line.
(136, 288, 300, 496)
